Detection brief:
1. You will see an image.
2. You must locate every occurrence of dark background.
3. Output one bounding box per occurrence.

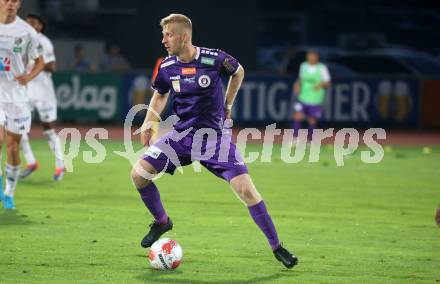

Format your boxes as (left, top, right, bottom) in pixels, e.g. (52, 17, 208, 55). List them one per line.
(23, 0, 440, 71)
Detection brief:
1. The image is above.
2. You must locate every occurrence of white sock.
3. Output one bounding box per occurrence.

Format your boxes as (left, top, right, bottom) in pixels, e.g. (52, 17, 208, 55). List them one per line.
(44, 129, 64, 169)
(21, 133, 37, 165)
(4, 164, 20, 197)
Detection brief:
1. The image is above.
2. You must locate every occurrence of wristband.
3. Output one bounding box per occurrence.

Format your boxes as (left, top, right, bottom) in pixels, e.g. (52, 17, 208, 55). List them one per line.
(225, 104, 233, 110)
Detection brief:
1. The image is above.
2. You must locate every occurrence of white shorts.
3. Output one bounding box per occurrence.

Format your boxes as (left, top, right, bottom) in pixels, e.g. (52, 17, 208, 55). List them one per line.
(0, 102, 32, 135)
(30, 99, 57, 123)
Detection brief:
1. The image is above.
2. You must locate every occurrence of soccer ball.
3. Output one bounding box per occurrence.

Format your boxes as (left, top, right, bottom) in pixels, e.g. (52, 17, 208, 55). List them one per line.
(148, 238, 183, 270)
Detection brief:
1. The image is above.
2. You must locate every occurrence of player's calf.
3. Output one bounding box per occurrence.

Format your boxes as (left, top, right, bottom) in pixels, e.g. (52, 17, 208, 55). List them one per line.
(132, 160, 171, 247)
(136, 186, 171, 248)
(6, 137, 21, 165)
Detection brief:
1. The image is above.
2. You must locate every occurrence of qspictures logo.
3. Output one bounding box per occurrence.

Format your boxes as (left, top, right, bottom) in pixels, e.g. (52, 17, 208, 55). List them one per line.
(58, 104, 387, 181)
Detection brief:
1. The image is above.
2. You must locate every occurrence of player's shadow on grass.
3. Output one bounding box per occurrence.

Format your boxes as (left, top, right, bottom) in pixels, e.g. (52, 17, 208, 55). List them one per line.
(20, 178, 56, 187)
(138, 269, 293, 284)
(0, 211, 33, 226)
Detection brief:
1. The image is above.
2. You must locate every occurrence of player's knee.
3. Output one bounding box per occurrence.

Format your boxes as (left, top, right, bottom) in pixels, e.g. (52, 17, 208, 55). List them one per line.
(308, 118, 317, 125)
(131, 167, 149, 189)
(131, 161, 157, 189)
(7, 139, 19, 154)
(42, 122, 52, 130)
(294, 113, 303, 121)
(241, 187, 255, 201)
(235, 183, 260, 205)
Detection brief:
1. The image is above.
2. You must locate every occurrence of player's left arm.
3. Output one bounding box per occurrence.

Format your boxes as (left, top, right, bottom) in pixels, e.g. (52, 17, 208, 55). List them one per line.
(44, 61, 56, 73)
(314, 64, 331, 90)
(315, 81, 330, 90)
(44, 39, 57, 73)
(224, 65, 244, 119)
(15, 56, 44, 85)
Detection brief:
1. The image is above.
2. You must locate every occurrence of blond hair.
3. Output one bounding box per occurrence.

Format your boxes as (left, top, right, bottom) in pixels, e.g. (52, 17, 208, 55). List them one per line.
(160, 13, 192, 34)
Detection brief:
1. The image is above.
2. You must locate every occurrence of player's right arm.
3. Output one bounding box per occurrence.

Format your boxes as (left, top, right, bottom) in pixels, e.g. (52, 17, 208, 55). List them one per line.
(141, 58, 172, 146)
(15, 55, 44, 85)
(293, 63, 302, 96)
(15, 25, 45, 85)
(140, 91, 169, 146)
(293, 80, 300, 96)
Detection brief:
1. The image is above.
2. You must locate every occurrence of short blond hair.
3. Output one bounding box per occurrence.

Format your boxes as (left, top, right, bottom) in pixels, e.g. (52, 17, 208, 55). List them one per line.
(160, 13, 192, 33)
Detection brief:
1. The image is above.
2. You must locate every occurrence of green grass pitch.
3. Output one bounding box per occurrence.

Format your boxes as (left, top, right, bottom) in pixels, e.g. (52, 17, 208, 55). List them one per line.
(1, 140, 439, 283)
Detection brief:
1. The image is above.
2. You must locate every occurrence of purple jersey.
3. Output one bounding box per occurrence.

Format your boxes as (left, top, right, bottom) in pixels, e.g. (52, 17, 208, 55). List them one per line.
(152, 47, 240, 132)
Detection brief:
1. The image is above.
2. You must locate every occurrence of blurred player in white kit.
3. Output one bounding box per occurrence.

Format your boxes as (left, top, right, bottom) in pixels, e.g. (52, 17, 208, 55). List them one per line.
(19, 13, 65, 181)
(0, 0, 44, 209)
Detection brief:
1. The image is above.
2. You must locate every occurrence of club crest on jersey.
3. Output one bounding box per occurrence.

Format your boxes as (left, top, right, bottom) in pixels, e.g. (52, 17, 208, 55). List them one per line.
(172, 80, 181, 92)
(0, 57, 11, 71)
(198, 75, 211, 88)
(14, 37, 23, 46)
(182, 67, 196, 75)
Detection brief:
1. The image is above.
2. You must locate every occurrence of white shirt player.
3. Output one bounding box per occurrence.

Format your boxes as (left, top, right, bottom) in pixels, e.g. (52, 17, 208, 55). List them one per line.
(0, 16, 42, 102)
(27, 32, 57, 102)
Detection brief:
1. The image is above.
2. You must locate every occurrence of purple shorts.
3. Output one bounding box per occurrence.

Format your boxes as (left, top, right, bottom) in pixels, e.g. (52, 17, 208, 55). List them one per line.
(294, 102, 323, 119)
(143, 130, 248, 182)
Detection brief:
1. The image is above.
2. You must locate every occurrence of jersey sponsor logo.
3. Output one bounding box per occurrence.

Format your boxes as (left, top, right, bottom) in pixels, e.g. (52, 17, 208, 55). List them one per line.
(13, 116, 30, 123)
(13, 47, 22, 53)
(201, 49, 218, 56)
(183, 77, 196, 84)
(201, 57, 215, 66)
(182, 67, 196, 75)
(172, 80, 181, 92)
(198, 75, 211, 88)
(0, 57, 11, 71)
(160, 60, 175, 68)
(170, 75, 180, 80)
(145, 145, 162, 159)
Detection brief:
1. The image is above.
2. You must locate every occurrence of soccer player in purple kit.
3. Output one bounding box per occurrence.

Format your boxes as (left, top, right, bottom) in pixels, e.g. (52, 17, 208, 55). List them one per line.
(131, 14, 298, 268)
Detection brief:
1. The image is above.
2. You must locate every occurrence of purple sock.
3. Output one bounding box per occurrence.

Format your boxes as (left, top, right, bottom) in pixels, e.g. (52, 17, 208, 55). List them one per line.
(248, 201, 280, 251)
(137, 183, 168, 224)
(293, 121, 301, 137)
(308, 123, 316, 141)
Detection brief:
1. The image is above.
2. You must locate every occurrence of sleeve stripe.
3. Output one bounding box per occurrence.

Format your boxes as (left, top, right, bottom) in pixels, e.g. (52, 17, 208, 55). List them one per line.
(233, 64, 242, 75)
